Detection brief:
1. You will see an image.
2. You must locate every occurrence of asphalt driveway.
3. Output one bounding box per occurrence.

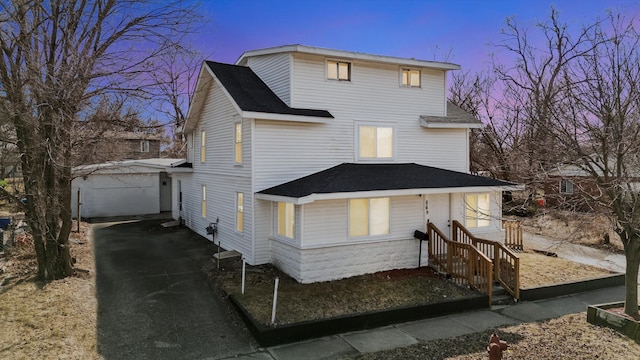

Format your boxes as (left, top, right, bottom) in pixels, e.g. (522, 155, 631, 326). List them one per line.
(93, 217, 257, 359)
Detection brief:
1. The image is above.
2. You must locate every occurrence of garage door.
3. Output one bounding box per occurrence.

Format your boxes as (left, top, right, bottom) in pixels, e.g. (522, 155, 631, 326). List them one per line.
(80, 174, 160, 218)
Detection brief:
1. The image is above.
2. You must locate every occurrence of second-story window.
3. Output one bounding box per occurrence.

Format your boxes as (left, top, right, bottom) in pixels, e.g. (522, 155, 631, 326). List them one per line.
(327, 60, 350, 81)
(140, 140, 150, 153)
(235, 123, 242, 164)
(401, 69, 421, 87)
(359, 125, 393, 159)
(200, 129, 206, 163)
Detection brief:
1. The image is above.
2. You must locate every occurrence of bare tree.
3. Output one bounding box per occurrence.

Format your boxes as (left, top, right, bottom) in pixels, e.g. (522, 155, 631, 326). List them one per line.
(0, 0, 200, 280)
(550, 12, 640, 316)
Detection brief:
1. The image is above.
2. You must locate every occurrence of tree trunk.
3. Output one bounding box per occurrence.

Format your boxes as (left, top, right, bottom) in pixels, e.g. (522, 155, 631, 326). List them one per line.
(624, 236, 640, 317)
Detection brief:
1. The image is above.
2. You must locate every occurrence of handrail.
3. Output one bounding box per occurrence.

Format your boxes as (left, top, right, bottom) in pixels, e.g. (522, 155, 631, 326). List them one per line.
(503, 220, 523, 251)
(427, 222, 493, 305)
(452, 221, 520, 300)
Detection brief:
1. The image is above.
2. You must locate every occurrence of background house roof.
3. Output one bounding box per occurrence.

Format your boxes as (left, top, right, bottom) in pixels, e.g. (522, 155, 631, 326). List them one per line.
(205, 61, 333, 118)
(258, 163, 516, 199)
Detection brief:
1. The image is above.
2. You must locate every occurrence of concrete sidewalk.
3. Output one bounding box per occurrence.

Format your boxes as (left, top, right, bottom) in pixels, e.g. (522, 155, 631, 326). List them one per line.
(222, 285, 625, 360)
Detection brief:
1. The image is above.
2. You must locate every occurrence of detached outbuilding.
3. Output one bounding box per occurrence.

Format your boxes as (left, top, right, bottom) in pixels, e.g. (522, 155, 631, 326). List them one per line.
(72, 158, 190, 218)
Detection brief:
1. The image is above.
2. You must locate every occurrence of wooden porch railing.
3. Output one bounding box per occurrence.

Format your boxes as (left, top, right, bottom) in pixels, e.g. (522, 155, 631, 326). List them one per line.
(503, 220, 523, 251)
(452, 221, 520, 300)
(427, 222, 494, 305)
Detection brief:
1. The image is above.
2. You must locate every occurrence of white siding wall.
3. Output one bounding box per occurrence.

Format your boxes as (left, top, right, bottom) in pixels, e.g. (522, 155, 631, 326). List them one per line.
(180, 79, 256, 262)
(252, 55, 468, 192)
(246, 53, 292, 105)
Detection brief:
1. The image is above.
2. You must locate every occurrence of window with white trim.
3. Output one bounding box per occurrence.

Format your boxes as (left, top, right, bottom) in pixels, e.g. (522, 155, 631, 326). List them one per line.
(277, 202, 295, 239)
(560, 179, 574, 194)
(140, 140, 150, 152)
(236, 192, 244, 233)
(349, 197, 390, 237)
(234, 123, 242, 164)
(201, 185, 207, 218)
(465, 193, 490, 228)
(358, 125, 393, 159)
(200, 129, 206, 163)
(327, 60, 351, 81)
(401, 68, 421, 87)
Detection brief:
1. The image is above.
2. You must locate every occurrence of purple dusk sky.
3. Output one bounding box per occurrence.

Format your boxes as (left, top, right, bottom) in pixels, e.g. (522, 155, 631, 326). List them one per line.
(195, 0, 637, 73)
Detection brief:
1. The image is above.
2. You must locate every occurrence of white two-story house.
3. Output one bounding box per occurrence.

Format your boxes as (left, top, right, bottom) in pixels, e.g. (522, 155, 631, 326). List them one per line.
(173, 45, 516, 283)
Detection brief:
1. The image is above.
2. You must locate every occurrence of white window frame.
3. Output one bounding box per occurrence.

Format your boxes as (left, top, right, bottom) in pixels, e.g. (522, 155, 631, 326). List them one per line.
(234, 122, 242, 164)
(201, 185, 207, 218)
(236, 192, 244, 233)
(560, 179, 574, 194)
(349, 197, 390, 238)
(356, 123, 395, 161)
(327, 60, 351, 81)
(200, 129, 206, 163)
(277, 202, 295, 239)
(465, 193, 490, 228)
(140, 140, 150, 152)
(401, 68, 421, 87)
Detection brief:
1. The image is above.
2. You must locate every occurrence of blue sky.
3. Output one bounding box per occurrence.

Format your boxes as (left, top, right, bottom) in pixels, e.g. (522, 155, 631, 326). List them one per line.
(195, 0, 637, 73)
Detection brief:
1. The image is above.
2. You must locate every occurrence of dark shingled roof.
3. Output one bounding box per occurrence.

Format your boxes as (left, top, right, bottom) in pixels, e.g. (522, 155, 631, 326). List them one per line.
(420, 102, 482, 126)
(205, 61, 333, 118)
(258, 163, 515, 198)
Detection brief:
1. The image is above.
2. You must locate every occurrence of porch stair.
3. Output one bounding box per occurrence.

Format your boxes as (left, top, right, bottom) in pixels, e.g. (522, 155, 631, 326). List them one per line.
(425, 221, 521, 307)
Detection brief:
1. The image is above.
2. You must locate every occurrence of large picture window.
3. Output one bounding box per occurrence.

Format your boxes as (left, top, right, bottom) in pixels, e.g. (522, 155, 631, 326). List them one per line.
(236, 192, 244, 232)
(359, 125, 393, 159)
(465, 193, 490, 228)
(349, 197, 390, 237)
(277, 202, 295, 239)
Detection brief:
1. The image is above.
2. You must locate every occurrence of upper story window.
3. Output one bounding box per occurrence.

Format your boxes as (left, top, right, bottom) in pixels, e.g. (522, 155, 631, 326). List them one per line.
(327, 60, 351, 81)
(234, 123, 242, 164)
(465, 193, 490, 228)
(349, 197, 390, 237)
(200, 129, 206, 163)
(358, 125, 393, 160)
(140, 140, 150, 153)
(560, 179, 574, 194)
(401, 68, 421, 87)
(277, 202, 295, 239)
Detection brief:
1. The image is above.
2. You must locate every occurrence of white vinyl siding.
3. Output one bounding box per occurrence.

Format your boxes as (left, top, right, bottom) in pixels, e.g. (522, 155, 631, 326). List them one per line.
(245, 53, 292, 105)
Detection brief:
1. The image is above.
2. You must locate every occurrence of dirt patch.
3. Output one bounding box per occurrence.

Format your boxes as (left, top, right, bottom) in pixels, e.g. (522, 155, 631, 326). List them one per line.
(518, 252, 615, 288)
(519, 210, 623, 252)
(209, 259, 478, 325)
(0, 220, 100, 360)
(343, 313, 640, 359)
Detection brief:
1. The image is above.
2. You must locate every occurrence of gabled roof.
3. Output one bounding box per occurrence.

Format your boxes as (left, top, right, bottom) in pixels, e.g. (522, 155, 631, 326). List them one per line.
(205, 61, 333, 118)
(236, 44, 461, 71)
(257, 163, 519, 204)
(183, 61, 333, 133)
(420, 102, 482, 128)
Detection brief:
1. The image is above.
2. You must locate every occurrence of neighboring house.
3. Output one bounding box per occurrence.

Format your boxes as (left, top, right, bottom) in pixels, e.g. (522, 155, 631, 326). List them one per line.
(173, 45, 518, 283)
(72, 158, 189, 218)
(74, 131, 163, 165)
(543, 164, 612, 210)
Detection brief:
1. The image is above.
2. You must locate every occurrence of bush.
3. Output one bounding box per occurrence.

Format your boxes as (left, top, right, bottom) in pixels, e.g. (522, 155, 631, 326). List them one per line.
(0, 179, 7, 189)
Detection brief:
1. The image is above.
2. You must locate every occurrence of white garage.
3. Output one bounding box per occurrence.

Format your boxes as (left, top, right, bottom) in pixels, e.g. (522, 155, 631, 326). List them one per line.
(71, 159, 189, 218)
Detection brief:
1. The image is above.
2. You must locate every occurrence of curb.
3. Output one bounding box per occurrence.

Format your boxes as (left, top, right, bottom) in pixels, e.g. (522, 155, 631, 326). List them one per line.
(519, 273, 625, 301)
(229, 293, 488, 347)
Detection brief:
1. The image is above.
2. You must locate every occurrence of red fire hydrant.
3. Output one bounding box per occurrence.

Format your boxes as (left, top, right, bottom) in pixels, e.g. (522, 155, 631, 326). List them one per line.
(487, 333, 508, 360)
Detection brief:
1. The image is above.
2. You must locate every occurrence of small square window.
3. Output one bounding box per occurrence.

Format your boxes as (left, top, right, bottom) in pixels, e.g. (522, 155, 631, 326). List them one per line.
(328, 60, 351, 81)
(140, 140, 150, 152)
(359, 125, 393, 159)
(402, 69, 420, 87)
(560, 179, 574, 194)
